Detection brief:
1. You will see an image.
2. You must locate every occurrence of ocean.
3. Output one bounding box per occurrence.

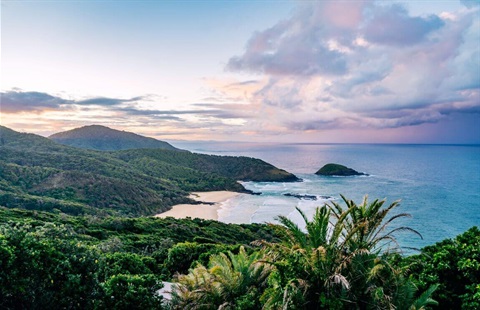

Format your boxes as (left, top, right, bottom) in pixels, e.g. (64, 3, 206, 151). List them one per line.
(170, 141, 480, 251)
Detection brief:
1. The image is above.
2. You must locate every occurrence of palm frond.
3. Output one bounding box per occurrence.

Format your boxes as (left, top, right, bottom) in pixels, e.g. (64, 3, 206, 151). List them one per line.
(411, 284, 439, 309)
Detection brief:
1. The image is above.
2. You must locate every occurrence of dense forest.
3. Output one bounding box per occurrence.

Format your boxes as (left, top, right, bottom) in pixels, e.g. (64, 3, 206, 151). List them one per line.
(0, 201, 478, 309)
(0, 207, 280, 309)
(0, 126, 297, 216)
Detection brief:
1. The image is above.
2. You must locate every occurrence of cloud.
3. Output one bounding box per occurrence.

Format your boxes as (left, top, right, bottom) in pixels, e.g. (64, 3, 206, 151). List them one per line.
(117, 106, 253, 120)
(0, 91, 149, 113)
(76, 96, 144, 106)
(363, 4, 444, 46)
(221, 1, 480, 139)
(226, 1, 364, 76)
(0, 90, 72, 113)
(1, 88, 255, 123)
(3, 2, 479, 143)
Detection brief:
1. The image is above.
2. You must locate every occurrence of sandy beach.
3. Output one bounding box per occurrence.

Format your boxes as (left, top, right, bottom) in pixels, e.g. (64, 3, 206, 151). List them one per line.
(154, 191, 241, 220)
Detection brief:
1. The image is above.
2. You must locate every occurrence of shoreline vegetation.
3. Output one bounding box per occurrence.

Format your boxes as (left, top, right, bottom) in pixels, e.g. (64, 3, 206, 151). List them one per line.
(155, 191, 241, 221)
(1, 204, 478, 309)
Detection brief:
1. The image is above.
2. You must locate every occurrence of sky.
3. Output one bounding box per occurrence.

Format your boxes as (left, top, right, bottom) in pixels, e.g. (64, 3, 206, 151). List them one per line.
(1, 0, 479, 144)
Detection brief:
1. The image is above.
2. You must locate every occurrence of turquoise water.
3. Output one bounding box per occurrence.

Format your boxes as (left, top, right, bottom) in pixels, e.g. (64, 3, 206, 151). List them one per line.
(170, 142, 480, 250)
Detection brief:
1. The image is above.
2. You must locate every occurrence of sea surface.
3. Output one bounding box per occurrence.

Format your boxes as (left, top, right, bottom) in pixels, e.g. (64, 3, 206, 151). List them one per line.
(170, 141, 480, 251)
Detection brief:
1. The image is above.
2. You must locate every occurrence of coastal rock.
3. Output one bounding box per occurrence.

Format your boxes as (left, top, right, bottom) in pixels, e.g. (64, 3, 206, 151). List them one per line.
(283, 193, 318, 200)
(315, 163, 366, 176)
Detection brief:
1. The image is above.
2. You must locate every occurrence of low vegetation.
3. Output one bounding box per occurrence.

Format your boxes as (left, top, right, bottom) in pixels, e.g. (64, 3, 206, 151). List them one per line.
(404, 226, 480, 309)
(0, 207, 279, 309)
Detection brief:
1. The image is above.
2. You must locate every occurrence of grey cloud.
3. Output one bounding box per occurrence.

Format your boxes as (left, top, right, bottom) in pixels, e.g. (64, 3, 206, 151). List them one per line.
(365, 109, 415, 119)
(76, 96, 144, 106)
(227, 5, 348, 76)
(118, 107, 211, 115)
(369, 86, 393, 96)
(124, 112, 184, 121)
(1, 90, 252, 123)
(0, 91, 72, 113)
(228, 39, 347, 76)
(118, 106, 251, 120)
(0, 91, 150, 113)
(254, 78, 305, 109)
(441, 105, 480, 115)
(328, 57, 393, 98)
(286, 119, 337, 131)
(191, 103, 255, 119)
(193, 103, 218, 108)
(199, 97, 224, 103)
(227, 80, 259, 87)
(363, 4, 444, 46)
(384, 112, 444, 128)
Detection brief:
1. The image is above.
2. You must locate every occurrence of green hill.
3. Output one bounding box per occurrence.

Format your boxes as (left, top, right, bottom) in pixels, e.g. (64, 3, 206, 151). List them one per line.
(315, 163, 365, 176)
(49, 125, 178, 151)
(0, 126, 298, 216)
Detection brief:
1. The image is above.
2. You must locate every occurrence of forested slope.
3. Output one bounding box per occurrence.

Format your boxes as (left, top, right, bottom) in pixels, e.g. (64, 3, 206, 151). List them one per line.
(0, 126, 298, 216)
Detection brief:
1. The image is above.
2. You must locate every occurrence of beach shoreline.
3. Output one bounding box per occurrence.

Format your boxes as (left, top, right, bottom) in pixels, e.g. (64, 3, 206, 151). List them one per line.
(154, 191, 241, 220)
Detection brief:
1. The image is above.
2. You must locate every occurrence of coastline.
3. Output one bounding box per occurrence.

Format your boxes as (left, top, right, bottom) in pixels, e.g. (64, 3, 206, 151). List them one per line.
(154, 191, 241, 220)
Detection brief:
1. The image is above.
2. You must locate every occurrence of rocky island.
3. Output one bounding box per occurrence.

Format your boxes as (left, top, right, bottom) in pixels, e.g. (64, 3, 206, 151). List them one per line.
(315, 163, 366, 176)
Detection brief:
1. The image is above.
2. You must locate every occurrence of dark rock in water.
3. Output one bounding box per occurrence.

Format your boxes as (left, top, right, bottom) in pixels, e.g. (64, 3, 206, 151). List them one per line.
(315, 163, 366, 176)
(284, 193, 318, 200)
(318, 195, 334, 200)
(244, 189, 262, 195)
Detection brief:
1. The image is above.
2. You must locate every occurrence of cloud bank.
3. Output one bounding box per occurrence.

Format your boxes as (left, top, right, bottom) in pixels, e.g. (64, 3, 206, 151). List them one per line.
(0, 89, 251, 138)
(225, 1, 480, 138)
(0, 91, 72, 113)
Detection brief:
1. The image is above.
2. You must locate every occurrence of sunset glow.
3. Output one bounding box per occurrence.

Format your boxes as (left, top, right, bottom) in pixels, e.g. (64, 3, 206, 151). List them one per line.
(1, 0, 479, 143)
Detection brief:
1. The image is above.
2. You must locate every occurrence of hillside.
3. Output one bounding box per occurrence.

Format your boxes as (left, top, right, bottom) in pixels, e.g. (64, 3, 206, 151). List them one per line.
(0, 126, 298, 216)
(0, 207, 281, 309)
(49, 125, 178, 151)
(114, 148, 299, 182)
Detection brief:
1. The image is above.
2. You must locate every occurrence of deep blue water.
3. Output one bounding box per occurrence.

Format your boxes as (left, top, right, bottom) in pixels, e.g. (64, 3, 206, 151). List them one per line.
(170, 141, 480, 250)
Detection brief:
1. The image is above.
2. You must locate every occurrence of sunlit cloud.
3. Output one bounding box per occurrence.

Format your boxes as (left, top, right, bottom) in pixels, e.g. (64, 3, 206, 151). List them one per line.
(223, 1, 480, 140)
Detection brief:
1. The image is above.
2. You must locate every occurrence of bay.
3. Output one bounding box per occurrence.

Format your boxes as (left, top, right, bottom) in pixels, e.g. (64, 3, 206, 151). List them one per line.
(170, 141, 480, 250)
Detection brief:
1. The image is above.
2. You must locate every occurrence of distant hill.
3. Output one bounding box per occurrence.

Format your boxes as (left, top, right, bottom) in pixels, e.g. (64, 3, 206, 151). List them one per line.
(49, 125, 178, 151)
(0, 126, 298, 216)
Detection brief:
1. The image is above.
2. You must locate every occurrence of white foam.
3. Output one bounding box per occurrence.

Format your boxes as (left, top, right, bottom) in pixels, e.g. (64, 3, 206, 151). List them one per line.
(217, 180, 336, 228)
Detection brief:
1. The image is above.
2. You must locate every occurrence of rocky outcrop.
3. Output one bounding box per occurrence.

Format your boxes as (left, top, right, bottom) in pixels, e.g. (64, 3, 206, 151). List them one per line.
(315, 163, 366, 176)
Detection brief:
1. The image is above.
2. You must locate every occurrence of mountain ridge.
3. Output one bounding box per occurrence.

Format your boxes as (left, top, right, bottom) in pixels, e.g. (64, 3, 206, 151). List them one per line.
(49, 124, 178, 151)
